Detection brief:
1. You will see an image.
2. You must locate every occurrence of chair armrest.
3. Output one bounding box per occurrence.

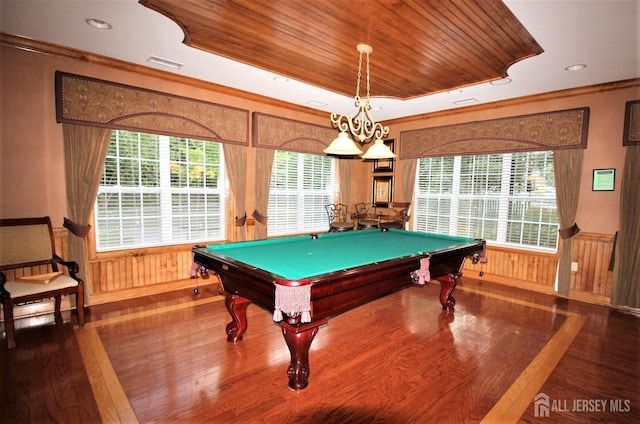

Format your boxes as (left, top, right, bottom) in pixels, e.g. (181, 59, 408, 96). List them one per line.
(52, 254, 81, 279)
(0, 271, 9, 297)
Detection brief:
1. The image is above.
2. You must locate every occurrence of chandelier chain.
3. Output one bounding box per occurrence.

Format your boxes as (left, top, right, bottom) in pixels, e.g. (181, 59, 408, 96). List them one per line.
(356, 51, 363, 99)
(365, 51, 371, 100)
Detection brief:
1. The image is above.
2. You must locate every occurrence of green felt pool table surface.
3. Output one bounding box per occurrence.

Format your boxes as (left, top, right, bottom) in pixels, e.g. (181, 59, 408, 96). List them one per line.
(205, 229, 477, 280)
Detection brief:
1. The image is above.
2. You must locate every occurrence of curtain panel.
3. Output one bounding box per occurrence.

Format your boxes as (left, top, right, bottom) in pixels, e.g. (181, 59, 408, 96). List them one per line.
(612, 100, 640, 307)
(253, 148, 276, 240)
(611, 145, 640, 307)
(553, 149, 585, 296)
(399, 159, 417, 203)
(337, 158, 353, 210)
(62, 123, 112, 304)
(223, 143, 248, 241)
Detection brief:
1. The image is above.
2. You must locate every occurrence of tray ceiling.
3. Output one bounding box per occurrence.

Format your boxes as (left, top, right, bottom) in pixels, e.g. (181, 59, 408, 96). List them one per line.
(139, 0, 543, 100)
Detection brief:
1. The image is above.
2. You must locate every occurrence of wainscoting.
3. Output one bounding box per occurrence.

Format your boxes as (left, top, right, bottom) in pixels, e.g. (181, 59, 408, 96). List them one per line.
(464, 232, 615, 304)
(463, 244, 558, 292)
(570, 232, 615, 299)
(2, 228, 617, 322)
(86, 246, 196, 303)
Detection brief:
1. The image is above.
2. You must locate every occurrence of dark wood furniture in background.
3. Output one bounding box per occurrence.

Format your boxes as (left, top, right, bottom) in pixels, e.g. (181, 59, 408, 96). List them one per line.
(353, 202, 379, 230)
(325, 203, 354, 232)
(378, 202, 412, 230)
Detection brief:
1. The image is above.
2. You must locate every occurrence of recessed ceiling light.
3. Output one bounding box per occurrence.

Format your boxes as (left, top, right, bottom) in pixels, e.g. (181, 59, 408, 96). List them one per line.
(564, 64, 587, 72)
(85, 18, 112, 30)
(452, 98, 478, 106)
(490, 77, 512, 86)
(147, 56, 184, 69)
(448, 89, 462, 95)
(273, 76, 289, 83)
(306, 100, 328, 107)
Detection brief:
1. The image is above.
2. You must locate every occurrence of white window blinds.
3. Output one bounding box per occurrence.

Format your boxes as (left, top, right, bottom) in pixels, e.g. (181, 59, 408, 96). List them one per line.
(414, 151, 558, 250)
(95, 130, 226, 251)
(268, 151, 336, 236)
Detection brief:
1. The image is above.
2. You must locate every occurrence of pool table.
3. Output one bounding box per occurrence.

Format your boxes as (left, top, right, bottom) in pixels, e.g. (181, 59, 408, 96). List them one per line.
(193, 229, 485, 390)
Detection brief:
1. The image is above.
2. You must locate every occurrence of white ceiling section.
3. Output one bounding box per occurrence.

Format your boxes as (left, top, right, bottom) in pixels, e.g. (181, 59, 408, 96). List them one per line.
(2, 0, 639, 121)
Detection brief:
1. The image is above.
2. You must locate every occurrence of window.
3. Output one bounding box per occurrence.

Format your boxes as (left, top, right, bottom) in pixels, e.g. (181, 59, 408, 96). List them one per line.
(95, 130, 226, 251)
(267, 151, 336, 236)
(413, 151, 558, 250)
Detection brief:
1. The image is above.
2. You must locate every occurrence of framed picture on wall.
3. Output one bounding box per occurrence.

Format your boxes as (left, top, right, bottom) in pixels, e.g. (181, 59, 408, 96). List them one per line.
(592, 168, 615, 191)
(373, 139, 395, 172)
(372, 176, 393, 206)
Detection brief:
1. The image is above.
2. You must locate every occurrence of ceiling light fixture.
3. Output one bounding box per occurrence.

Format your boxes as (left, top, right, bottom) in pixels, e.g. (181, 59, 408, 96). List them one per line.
(85, 18, 112, 30)
(324, 44, 394, 159)
(564, 64, 587, 72)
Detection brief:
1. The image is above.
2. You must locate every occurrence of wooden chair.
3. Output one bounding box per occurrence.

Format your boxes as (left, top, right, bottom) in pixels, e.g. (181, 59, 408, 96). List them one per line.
(354, 203, 379, 230)
(379, 202, 411, 230)
(0, 217, 85, 348)
(325, 204, 354, 232)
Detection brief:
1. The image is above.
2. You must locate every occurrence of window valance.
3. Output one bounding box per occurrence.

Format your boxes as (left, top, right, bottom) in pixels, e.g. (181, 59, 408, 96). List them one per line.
(623, 100, 640, 145)
(55, 71, 249, 145)
(252, 113, 336, 155)
(399, 107, 590, 159)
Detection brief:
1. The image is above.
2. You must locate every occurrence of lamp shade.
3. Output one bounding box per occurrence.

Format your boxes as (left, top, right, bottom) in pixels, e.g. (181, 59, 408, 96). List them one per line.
(361, 138, 396, 159)
(323, 131, 363, 155)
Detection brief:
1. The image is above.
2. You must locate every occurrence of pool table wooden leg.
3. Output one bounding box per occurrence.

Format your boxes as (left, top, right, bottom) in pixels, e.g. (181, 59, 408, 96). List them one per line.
(222, 291, 251, 343)
(280, 319, 327, 390)
(439, 272, 461, 311)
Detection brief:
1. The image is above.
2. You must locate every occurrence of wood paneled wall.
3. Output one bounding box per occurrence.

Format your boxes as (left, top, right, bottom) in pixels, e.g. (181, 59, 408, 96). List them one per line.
(5, 227, 615, 311)
(463, 245, 558, 291)
(86, 247, 195, 295)
(570, 232, 615, 299)
(463, 232, 616, 304)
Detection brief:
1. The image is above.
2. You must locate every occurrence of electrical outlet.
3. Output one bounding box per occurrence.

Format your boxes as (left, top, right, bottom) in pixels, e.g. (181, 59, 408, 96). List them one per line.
(571, 261, 578, 272)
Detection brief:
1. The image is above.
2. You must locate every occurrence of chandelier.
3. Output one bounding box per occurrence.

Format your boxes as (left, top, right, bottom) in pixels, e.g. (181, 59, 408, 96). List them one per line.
(323, 44, 396, 159)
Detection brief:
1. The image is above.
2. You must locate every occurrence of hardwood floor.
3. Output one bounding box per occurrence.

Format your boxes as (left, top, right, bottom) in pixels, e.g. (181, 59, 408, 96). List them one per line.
(1, 278, 638, 423)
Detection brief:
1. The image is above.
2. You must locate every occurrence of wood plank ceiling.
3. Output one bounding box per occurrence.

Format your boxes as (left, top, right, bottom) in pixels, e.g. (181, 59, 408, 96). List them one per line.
(139, 0, 543, 100)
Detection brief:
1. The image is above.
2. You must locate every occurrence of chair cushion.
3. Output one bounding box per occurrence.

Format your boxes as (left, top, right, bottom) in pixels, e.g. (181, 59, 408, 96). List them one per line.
(4, 275, 79, 299)
(359, 219, 378, 226)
